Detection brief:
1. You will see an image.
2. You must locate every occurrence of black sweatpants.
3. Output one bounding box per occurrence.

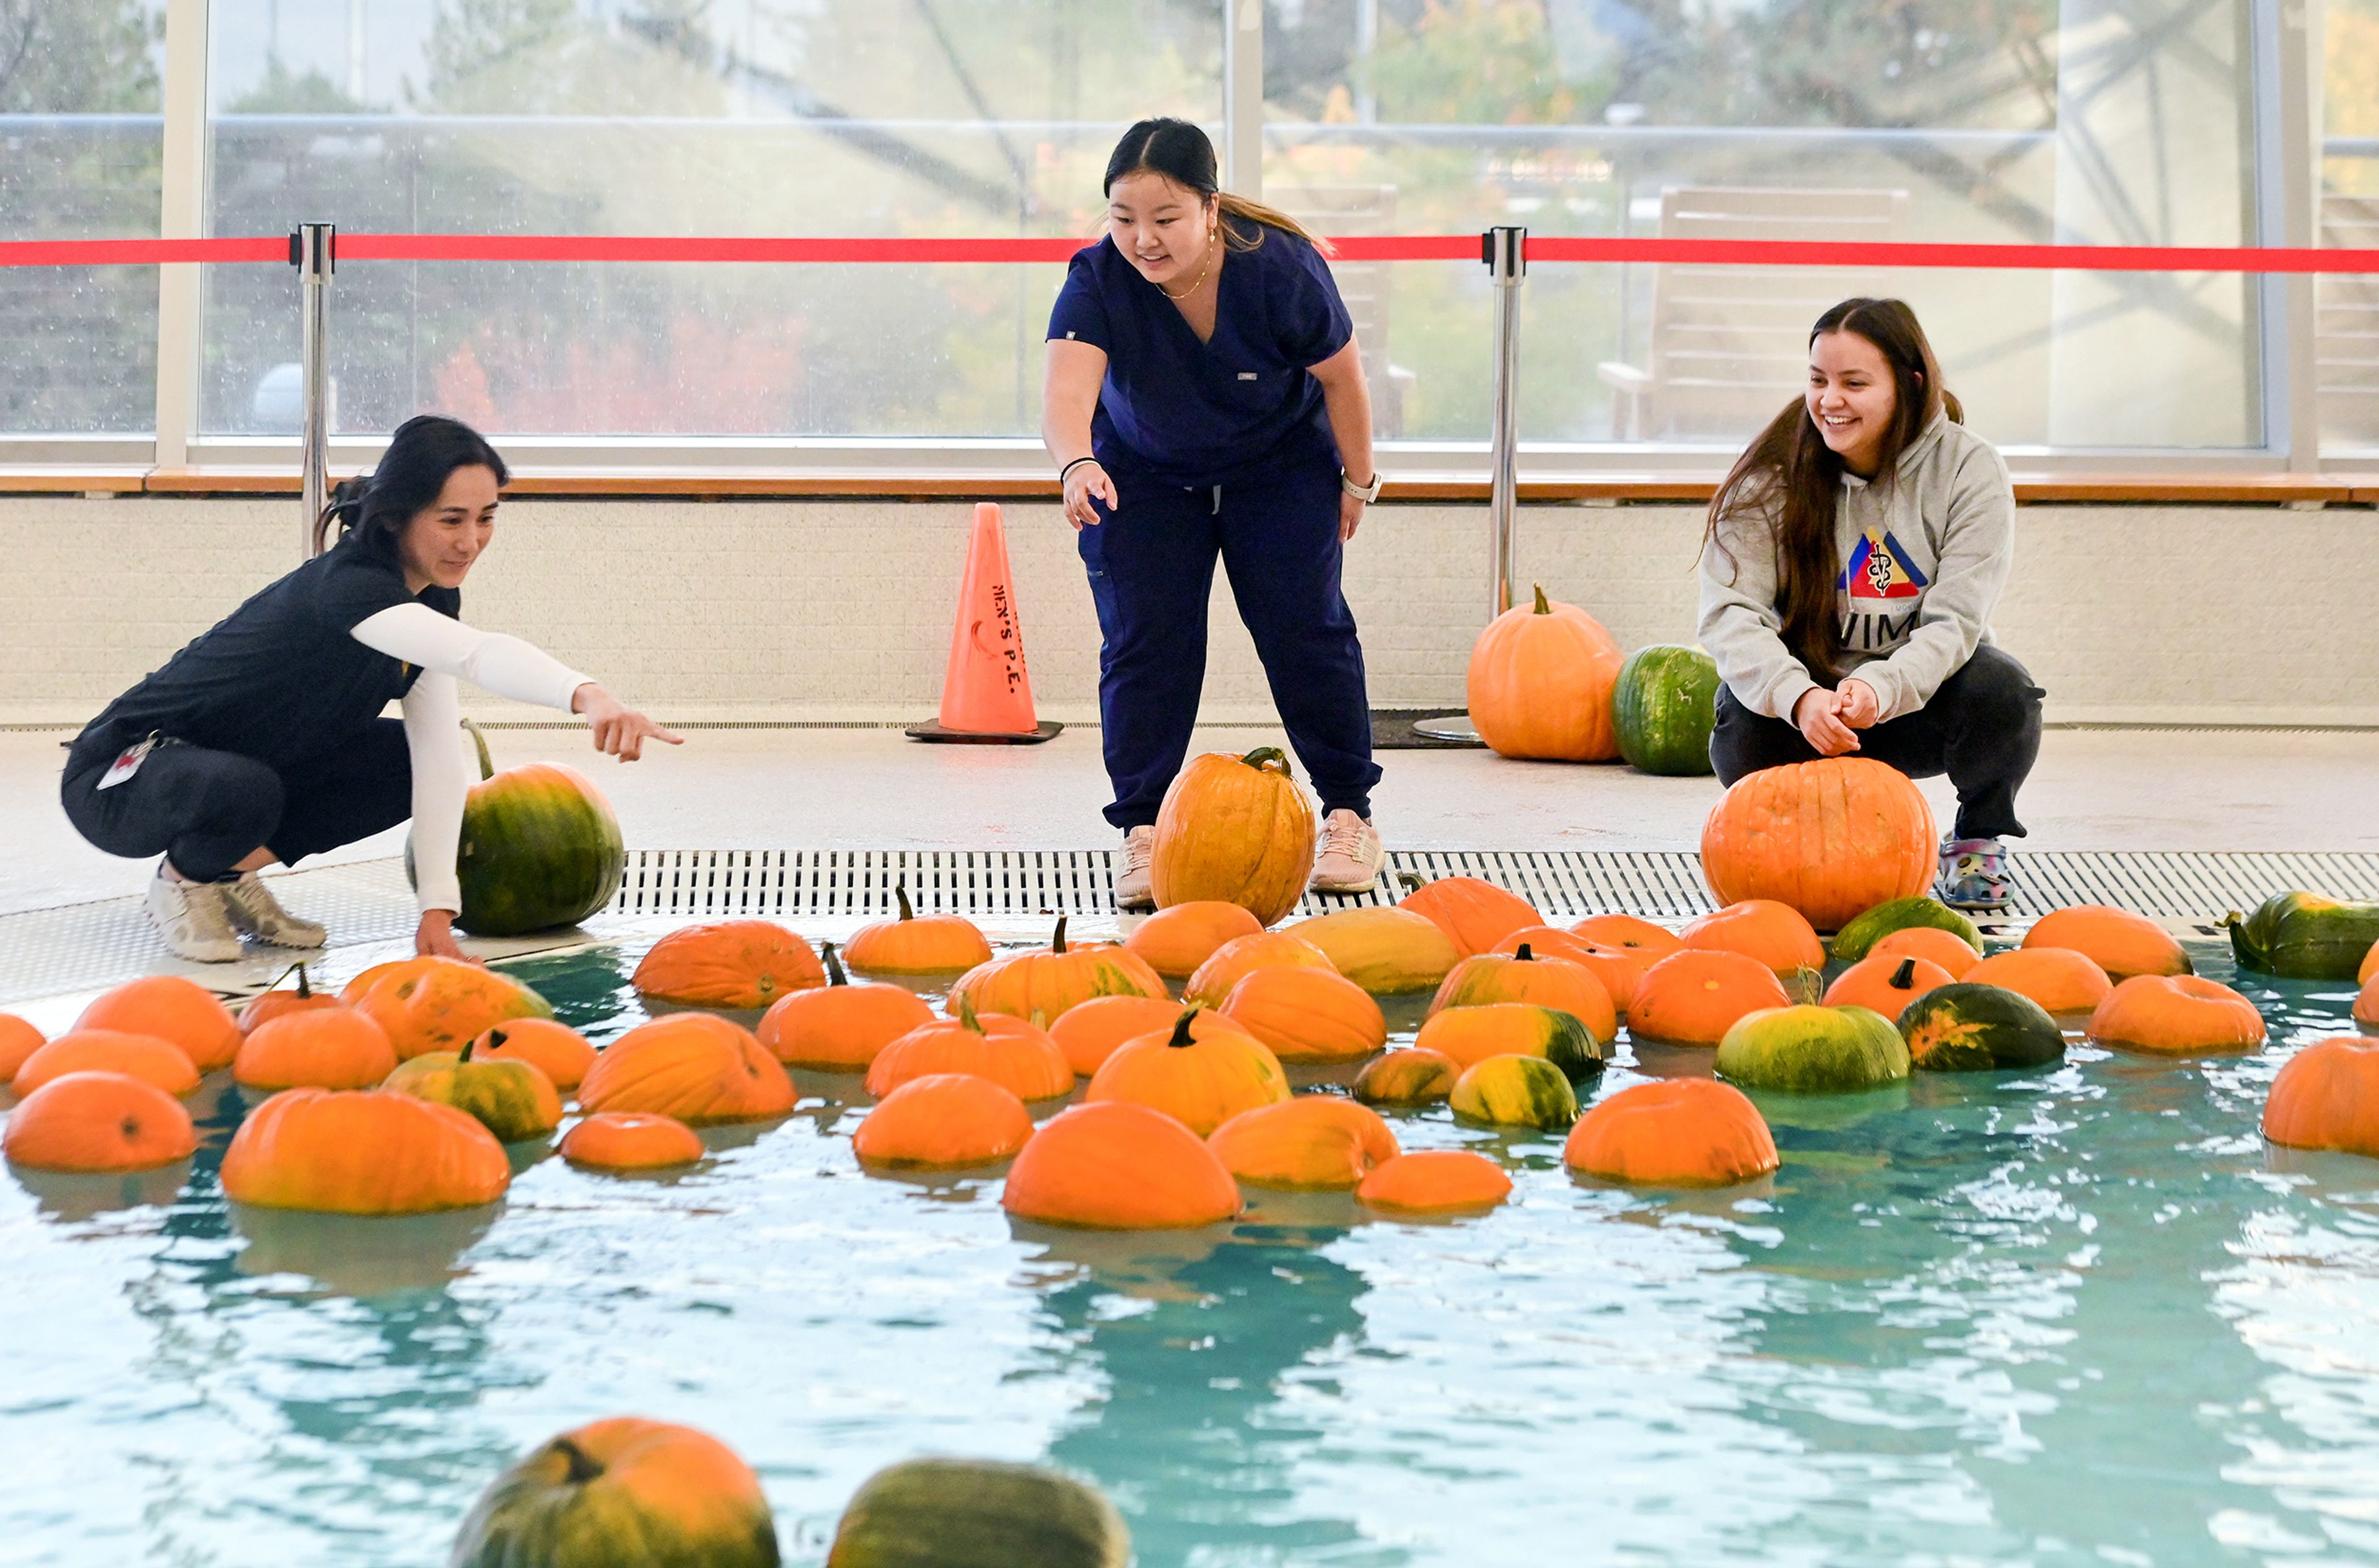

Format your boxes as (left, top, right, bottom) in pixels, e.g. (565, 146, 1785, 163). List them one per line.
(61, 720, 414, 882)
(1710, 645, 2046, 840)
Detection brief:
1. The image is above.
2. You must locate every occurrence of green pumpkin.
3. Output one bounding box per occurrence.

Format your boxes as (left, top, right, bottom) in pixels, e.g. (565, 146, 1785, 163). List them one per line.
(385, 1036, 563, 1142)
(1828, 896, 1983, 962)
(1715, 1004, 1911, 1093)
(408, 720, 627, 937)
(2223, 892, 2379, 980)
(1448, 1053, 1580, 1129)
(1611, 644, 1721, 776)
(828, 1457, 1129, 1568)
(1898, 983, 2066, 1071)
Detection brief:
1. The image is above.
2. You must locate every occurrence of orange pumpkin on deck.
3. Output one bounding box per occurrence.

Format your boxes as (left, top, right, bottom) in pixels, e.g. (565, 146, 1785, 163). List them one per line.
(239, 966, 344, 1035)
(1823, 953, 1956, 1019)
(1869, 925, 1982, 978)
(1563, 1078, 1779, 1187)
(559, 1111, 705, 1172)
(1490, 927, 1642, 1014)
(1002, 1101, 1242, 1229)
(14, 1030, 200, 1098)
(1400, 877, 1544, 958)
(1149, 746, 1317, 927)
(1427, 945, 1618, 1042)
(234, 1008, 398, 1091)
(221, 1087, 509, 1212)
(470, 1018, 597, 1092)
(1219, 967, 1387, 1063)
(1185, 930, 1336, 1009)
(1699, 756, 1936, 931)
(1125, 901, 1265, 979)
(852, 1073, 1035, 1169)
(633, 920, 825, 1009)
(353, 958, 553, 1061)
(2088, 974, 2266, 1054)
(1351, 1048, 1458, 1106)
(3, 1071, 196, 1173)
(1963, 947, 2111, 1016)
(1085, 1008, 1290, 1136)
(1627, 948, 1794, 1046)
(1048, 996, 1251, 1077)
(841, 885, 993, 974)
(946, 916, 1168, 1026)
(76, 976, 241, 1072)
(1682, 899, 1826, 976)
(756, 942, 935, 1070)
(1207, 1096, 1400, 1189)
(1356, 1149, 1512, 1214)
(578, 1013, 797, 1124)
(0, 1014, 46, 1081)
(1569, 913, 1683, 963)
(1466, 584, 1624, 761)
(864, 996, 1074, 1102)
(2262, 1036, 2379, 1156)
(2023, 905, 2191, 979)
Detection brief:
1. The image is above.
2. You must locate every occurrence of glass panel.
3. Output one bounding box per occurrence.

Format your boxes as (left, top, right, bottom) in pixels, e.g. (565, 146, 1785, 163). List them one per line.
(0, 1, 167, 436)
(199, 0, 1220, 438)
(2320, 0, 2379, 456)
(1265, 0, 2263, 452)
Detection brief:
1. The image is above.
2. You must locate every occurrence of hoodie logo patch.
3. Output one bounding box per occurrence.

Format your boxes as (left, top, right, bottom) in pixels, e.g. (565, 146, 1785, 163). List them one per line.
(1839, 528, 1929, 601)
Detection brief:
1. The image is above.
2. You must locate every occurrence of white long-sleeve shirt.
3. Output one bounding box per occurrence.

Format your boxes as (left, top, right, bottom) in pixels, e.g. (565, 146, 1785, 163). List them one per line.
(350, 603, 592, 914)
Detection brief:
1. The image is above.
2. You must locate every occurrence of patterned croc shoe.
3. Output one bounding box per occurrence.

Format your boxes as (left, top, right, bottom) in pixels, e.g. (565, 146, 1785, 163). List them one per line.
(1937, 836, 2013, 913)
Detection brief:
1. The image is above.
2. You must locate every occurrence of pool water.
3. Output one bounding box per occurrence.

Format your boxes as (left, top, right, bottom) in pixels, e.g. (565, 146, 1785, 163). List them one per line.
(6, 938, 2378, 1567)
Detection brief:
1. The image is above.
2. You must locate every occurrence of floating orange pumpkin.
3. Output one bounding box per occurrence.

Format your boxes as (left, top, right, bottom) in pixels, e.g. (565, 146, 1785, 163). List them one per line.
(13, 1030, 199, 1098)
(1149, 746, 1317, 927)
(0, 1014, 45, 1080)
(1185, 930, 1336, 1009)
(1562, 1079, 1779, 1187)
(1356, 1149, 1512, 1214)
(353, 958, 553, 1061)
(1823, 954, 1955, 1019)
(864, 996, 1074, 1102)
(1047, 996, 1246, 1077)
(579, 1013, 797, 1124)
(1466, 584, 1624, 761)
(450, 1417, 779, 1568)
(1699, 756, 1935, 931)
(841, 884, 994, 974)
(340, 957, 432, 1005)
(1352, 1048, 1458, 1106)
(235, 1008, 398, 1092)
(1124, 901, 1264, 979)
(1568, 913, 1683, 963)
(1961, 947, 2112, 1016)
(633, 920, 825, 1009)
(1627, 949, 1794, 1046)
(1427, 945, 1617, 1043)
(946, 916, 1168, 1026)
(2023, 906, 2191, 979)
(1868, 925, 1982, 978)
(756, 942, 935, 1071)
(2088, 975, 2266, 1054)
(1489, 927, 1642, 1015)
(2262, 1036, 2379, 1156)
(1219, 967, 1387, 1063)
(1682, 899, 1826, 976)
(1084, 1007, 1290, 1136)
(2, 1071, 196, 1173)
(2359, 974, 2379, 1028)
(239, 965, 344, 1035)
(222, 1087, 509, 1213)
(1207, 1096, 1400, 1189)
(1290, 906, 1463, 992)
(1414, 1004, 1603, 1080)
(75, 976, 242, 1072)
(470, 1018, 597, 1092)
(384, 1036, 564, 1142)
(560, 1111, 705, 1172)
(2363, 939, 2379, 987)
(1399, 877, 1545, 958)
(853, 1073, 1035, 1169)
(1001, 1101, 1242, 1229)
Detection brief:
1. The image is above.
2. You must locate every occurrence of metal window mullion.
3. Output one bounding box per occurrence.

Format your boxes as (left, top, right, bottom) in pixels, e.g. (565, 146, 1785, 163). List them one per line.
(1222, 0, 1263, 198)
(152, 0, 211, 471)
(2252, 0, 2323, 470)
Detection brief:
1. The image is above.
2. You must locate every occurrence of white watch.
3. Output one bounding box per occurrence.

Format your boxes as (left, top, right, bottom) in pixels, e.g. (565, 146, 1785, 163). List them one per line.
(1341, 469, 1383, 504)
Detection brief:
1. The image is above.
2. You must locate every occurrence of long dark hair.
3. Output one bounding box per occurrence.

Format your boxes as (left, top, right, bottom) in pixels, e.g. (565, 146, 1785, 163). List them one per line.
(1102, 118, 1330, 254)
(312, 414, 509, 558)
(1702, 298, 1961, 678)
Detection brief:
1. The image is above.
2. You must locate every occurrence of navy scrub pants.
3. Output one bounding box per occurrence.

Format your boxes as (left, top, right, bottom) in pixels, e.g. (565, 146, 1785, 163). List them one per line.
(61, 719, 415, 882)
(1080, 449, 1382, 831)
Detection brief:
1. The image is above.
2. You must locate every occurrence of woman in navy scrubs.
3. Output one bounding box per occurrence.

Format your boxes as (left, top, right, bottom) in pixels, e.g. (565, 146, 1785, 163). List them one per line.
(1043, 118, 1387, 909)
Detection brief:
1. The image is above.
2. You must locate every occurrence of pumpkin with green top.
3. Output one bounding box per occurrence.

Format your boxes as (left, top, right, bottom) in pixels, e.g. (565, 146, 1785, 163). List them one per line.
(1448, 1053, 1580, 1129)
(407, 719, 626, 937)
(1898, 983, 2066, 1071)
(383, 1033, 563, 1142)
(1714, 1004, 1911, 1093)
(2223, 891, 2379, 980)
(1611, 644, 1720, 776)
(1828, 895, 1982, 963)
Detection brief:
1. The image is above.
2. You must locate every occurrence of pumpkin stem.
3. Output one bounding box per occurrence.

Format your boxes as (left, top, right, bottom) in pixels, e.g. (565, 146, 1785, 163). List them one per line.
(896, 883, 917, 923)
(1051, 914, 1069, 955)
(1238, 745, 1292, 777)
(1889, 957, 1918, 991)
(292, 964, 312, 1000)
(822, 942, 849, 988)
(1531, 582, 1551, 615)
(1396, 871, 1424, 895)
(552, 1437, 603, 1486)
(1166, 1009, 1199, 1049)
(956, 992, 985, 1034)
(459, 1034, 478, 1064)
(1515, 942, 1535, 962)
(460, 717, 496, 782)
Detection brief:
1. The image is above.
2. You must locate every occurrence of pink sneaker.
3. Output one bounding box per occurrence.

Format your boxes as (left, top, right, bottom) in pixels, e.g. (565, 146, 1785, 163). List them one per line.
(1310, 810, 1385, 895)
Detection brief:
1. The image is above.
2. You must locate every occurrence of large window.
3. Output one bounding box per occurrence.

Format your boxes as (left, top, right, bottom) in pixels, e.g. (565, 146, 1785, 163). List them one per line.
(0, 0, 167, 437)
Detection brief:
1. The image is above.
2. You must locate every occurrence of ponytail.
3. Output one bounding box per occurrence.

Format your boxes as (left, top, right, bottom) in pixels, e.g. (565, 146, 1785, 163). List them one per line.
(1103, 118, 1333, 255)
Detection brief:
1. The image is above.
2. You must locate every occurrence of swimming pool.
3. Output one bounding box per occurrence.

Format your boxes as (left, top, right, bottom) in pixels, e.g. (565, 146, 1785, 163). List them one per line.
(5, 935, 2375, 1566)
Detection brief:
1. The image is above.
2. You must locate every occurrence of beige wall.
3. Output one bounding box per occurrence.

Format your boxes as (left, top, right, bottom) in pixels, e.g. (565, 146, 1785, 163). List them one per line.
(3, 493, 2374, 727)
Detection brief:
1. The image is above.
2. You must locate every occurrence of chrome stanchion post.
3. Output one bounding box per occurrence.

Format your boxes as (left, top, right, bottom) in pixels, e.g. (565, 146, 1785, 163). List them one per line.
(293, 222, 336, 556)
(1413, 224, 1527, 745)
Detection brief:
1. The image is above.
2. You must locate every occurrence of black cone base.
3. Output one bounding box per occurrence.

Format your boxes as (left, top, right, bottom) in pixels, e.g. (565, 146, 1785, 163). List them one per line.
(905, 720, 1066, 745)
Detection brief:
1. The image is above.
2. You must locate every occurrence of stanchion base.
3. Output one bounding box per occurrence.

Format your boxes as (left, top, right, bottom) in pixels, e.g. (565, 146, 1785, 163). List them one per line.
(905, 720, 1066, 745)
(1409, 713, 1484, 745)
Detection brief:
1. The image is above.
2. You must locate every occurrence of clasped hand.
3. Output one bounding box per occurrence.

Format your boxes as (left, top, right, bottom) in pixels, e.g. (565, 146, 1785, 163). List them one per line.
(1792, 678, 1879, 756)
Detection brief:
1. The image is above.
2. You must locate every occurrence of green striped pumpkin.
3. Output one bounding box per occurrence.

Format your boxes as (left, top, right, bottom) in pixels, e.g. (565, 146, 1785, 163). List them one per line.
(1714, 1004, 1911, 1093)
(1448, 1053, 1580, 1129)
(1611, 645, 1720, 776)
(410, 721, 627, 937)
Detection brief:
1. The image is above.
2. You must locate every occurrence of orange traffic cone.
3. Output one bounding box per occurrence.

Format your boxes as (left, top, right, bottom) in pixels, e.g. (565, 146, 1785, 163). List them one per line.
(906, 502, 1063, 744)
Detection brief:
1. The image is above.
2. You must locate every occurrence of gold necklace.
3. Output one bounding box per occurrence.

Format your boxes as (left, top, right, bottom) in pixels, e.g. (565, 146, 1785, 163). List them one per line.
(1158, 232, 1218, 301)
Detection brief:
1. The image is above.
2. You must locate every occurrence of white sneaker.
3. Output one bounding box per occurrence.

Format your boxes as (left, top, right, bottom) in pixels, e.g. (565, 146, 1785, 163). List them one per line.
(146, 866, 245, 963)
(1310, 810, 1385, 895)
(1115, 825, 1157, 911)
(221, 870, 328, 947)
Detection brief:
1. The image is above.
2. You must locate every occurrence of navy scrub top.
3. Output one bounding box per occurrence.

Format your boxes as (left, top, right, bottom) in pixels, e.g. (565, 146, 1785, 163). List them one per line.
(1047, 221, 1354, 484)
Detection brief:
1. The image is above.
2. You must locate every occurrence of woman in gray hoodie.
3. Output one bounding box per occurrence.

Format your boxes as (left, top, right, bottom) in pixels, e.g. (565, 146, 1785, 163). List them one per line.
(1697, 297, 2043, 911)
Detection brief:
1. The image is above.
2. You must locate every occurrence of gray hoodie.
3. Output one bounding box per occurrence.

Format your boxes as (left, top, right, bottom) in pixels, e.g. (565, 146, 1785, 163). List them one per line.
(1696, 414, 2015, 724)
